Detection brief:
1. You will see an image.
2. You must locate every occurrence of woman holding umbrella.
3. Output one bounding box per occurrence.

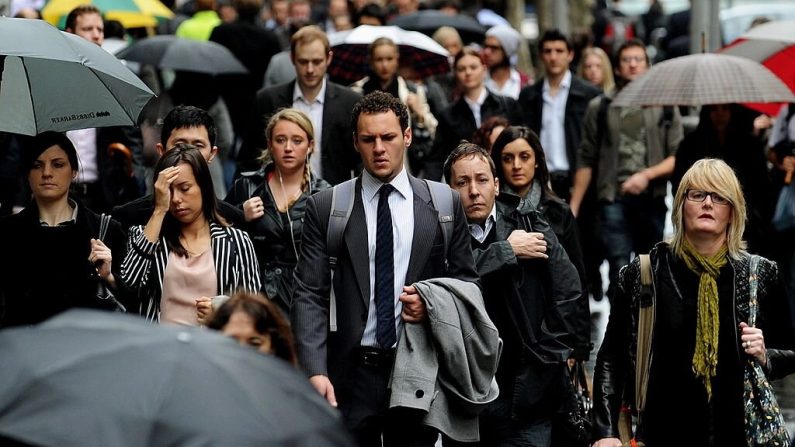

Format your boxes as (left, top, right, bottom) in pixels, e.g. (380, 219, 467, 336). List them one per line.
(121, 144, 260, 325)
(224, 109, 329, 316)
(0, 132, 128, 328)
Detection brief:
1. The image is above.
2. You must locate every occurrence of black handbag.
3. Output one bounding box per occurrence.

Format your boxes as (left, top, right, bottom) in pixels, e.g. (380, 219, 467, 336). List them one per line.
(554, 360, 593, 447)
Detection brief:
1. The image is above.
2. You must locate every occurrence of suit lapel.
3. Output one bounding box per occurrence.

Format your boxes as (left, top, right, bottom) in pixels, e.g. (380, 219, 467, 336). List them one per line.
(344, 178, 371, 307)
(320, 83, 336, 154)
(405, 177, 437, 285)
(209, 223, 232, 295)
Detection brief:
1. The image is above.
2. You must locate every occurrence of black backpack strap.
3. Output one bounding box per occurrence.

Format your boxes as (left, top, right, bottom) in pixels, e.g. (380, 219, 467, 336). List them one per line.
(425, 179, 454, 272)
(596, 94, 612, 148)
(326, 178, 356, 332)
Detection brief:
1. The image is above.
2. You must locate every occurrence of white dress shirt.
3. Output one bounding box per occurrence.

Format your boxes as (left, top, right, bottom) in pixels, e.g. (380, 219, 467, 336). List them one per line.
(66, 128, 99, 183)
(540, 70, 572, 172)
(468, 204, 497, 243)
(360, 167, 415, 348)
(485, 67, 523, 100)
(292, 79, 326, 177)
(464, 88, 489, 129)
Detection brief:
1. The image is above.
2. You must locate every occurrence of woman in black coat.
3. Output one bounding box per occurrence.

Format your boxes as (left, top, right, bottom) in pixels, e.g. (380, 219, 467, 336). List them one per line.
(225, 109, 330, 315)
(0, 132, 126, 328)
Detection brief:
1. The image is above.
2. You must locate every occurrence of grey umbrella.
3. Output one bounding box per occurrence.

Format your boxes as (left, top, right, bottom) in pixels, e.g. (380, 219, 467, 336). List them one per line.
(611, 53, 795, 107)
(115, 35, 248, 75)
(0, 310, 354, 447)
(0, 17, 155, 136)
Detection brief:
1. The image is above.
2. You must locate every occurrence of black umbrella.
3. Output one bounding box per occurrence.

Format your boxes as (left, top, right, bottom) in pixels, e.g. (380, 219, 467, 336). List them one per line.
(388, 10, 486, 44)
(115, 35, 248, 75)
(0, 310, 353, 447)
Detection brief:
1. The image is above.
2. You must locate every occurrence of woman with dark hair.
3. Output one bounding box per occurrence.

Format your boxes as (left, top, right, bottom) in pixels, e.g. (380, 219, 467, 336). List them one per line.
(121, 144, 260, 325)
(491, 126, 591, 362)
(225, 109, 329, 316)
(207, 292, 297, 365)
(471, 115, 509, 154)
(0, 132, 127, 328)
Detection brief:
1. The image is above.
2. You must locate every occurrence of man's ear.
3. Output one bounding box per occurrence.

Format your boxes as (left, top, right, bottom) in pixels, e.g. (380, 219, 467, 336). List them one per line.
(208, 146, 219, 163)
(494, 177, 499, 196)
(155, 143, 165, 157)
(403, 127, 412, 148)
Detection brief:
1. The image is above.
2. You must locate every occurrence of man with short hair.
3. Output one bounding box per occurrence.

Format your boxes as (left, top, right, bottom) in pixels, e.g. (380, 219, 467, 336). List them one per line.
(291, 92, 482, 445)
(518, 29, 600, 201)
(112, 105, 244, 228)
(570, 39, 683, 301)
(251, 25, 361, 185)
(65, 5, 104, 45)
(444, 142, 580, 446)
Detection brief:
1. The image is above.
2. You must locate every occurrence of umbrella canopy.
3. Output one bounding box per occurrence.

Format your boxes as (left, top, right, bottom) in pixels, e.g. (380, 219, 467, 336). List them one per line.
(611, 53, 795, 108)
(0, 17, 154, 136)
(0, 310, 354, 447)
(388, 10, 486, 44)
(721, 20, 795, 115)
(42, 0, 174, 29)
(328, 24, 450, 85)
(115, 35, 248, 75)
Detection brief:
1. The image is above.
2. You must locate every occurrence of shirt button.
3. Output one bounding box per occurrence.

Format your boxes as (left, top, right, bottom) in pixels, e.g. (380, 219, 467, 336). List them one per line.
(415, 390, 424, 399)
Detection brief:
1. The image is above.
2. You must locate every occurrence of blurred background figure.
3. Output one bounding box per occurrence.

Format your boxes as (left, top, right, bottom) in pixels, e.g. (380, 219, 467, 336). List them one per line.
(354, 2, 387, 26)
(175, 0, 221, 40)
(431, 25, 463, 102)
(578, 46, 615, 93)
(207, 292, 298, 365)
(471, 115, 509, 154)
(483, 24, 531, 100)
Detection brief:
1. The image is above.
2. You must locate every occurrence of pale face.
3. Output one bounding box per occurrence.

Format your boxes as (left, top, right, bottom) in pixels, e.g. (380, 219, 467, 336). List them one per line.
(28, 146, 76, 203)
(683, 187, 733, 239)
(450, 155, 498, 225)
(482, 36, 504, 68)
(271, 0, 288, 26)
(583, 54, 605, 87)
(540, 40, 573, 78)
(269, 119, 312, 174)
(169, 162, 204, 224)
(292, 40, 331, 92)
(617, 46, 648, 82)
(455, 54, 486, 93)
(500, 138, 537, 192)
(163, 126, 217, 162)
(289, 2, 311, 20)
(72, 13, 104, 45)
(371, 44, 399, 84)
(354, 111, 410, 183)
(222, 311, 273, 354)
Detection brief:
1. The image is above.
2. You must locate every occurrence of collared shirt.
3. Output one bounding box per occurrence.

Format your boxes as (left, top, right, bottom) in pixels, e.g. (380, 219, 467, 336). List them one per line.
(39, 199, 78, 226)
(360, 167, 415, 348)
(66, 128, 98, 184)
(485, 67, 522, 100)
(468, 204, 497, 243)
(540, 70, 571, 172)
(293, 79, 326, 177)
(464, 87, 489, 129)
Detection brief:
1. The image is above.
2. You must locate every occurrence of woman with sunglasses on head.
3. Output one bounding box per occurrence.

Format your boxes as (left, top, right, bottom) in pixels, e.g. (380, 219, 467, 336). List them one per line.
(592, 159, 795, 447)
(225, 109, 330, 317)
(121, 144, 261, 325)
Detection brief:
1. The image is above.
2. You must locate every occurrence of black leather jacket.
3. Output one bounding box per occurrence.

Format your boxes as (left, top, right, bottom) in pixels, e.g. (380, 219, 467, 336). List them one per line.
(592, 243, 795, 444)
(225, 163, 330, 314)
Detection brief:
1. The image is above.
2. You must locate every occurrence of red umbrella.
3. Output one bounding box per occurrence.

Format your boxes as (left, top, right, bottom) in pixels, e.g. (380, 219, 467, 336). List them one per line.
(720, 20, 795, 116)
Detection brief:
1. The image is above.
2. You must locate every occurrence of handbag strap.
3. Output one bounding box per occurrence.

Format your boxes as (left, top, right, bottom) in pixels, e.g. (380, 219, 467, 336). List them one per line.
(98, 213, 111, 242)
(748, 255, 760, 328)
(636, 254, 655, 413)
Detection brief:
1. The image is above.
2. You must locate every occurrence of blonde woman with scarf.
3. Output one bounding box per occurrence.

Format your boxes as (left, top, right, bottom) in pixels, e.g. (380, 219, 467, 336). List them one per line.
(591, 158, 795, 447)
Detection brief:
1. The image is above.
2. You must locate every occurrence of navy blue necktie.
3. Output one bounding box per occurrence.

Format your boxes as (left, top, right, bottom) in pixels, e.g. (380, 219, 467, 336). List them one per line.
(375, 184, 396, 349)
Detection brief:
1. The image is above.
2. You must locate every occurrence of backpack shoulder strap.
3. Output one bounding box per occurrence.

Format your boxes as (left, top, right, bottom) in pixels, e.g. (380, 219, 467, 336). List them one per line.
(596, 94, 612, 147)
(425, 180, 454, 271)
(326, 178, 356, 332)
(636, 254, 655, 413)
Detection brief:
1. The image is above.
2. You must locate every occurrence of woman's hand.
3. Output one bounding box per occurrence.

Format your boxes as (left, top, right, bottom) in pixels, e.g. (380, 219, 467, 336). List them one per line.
(153, 166, 180, 213)
(243, 196, 264, 222)
(196, 296, 213, 326)
(593, 438, 622, 447)
(740, 322, 768, 366)
(89, 238, 116, 287)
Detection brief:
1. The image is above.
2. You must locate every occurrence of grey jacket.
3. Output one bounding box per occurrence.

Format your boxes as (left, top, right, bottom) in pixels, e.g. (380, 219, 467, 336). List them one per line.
(390, 278, 501, 443)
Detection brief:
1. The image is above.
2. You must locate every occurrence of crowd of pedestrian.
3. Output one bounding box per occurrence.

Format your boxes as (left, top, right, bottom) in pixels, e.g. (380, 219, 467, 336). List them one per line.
(2, 1, 795, 446)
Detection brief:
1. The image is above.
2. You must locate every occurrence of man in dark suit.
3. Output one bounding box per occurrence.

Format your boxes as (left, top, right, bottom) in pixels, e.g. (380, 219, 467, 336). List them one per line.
(112, 105, 244, 229)
(518, 29, 600, 202)
(291, 91, 479, 445)
(246, 25, 361, 185)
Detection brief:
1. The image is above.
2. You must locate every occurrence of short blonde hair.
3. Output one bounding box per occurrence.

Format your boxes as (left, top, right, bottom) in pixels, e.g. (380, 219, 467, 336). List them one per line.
(670, 158, 747, 259)
(578, 46, 615, 93)
(432, 26, 462, 48)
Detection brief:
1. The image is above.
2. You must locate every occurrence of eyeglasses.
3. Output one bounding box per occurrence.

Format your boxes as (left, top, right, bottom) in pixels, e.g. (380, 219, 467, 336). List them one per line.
(685, 189, 731, 206)
(620, 55, 646, 64)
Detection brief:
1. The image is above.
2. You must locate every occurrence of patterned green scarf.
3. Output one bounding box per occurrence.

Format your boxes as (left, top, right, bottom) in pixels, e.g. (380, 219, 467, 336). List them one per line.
(680, 239, 728, 401)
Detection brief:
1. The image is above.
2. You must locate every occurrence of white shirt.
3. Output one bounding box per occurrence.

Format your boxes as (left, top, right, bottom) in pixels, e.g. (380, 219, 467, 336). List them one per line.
(485, 67, 523, 100)
(66, 128, 99, 183)
(360, 167, 415, 348)
(464, 88, 489, 129)
(540, 70, 571, 172)
(469, 204, 497, 243)
(292, 79, 326, 177)
(769, 104, 795, 148)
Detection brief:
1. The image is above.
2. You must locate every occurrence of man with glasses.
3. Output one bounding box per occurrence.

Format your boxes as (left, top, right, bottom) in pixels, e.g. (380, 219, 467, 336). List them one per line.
(569, 38, 683, 303)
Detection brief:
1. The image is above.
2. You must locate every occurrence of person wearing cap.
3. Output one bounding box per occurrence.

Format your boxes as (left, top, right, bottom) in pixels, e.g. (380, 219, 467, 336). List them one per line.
(483, 24, 532, 100)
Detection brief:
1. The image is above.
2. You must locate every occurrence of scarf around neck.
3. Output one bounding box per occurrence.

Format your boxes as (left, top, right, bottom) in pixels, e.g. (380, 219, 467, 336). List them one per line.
(680, 239, 728, 401)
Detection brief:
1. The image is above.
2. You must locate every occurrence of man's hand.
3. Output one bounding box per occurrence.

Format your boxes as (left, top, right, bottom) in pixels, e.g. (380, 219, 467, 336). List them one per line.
(309, 375, 338, 407)
(507, 230, 548, 259)
(400, 285, 427, 323)
(621, 171, 649, 195)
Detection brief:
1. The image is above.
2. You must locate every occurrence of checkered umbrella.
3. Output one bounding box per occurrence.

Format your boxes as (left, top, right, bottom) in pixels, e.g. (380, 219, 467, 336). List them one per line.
(328, 25, 450, 85)
(611, 53, 795, 108)
(720, 20, 795, 116)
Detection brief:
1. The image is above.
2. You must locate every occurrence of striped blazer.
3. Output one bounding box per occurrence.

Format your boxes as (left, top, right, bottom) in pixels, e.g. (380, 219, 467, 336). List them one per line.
(121, 222, 261, 321)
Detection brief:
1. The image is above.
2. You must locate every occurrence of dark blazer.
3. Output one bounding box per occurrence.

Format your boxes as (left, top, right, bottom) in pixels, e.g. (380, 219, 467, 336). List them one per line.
(249, 80, 362, 185)
(517, 75, 600, 178)
(290, 175, 479, 407)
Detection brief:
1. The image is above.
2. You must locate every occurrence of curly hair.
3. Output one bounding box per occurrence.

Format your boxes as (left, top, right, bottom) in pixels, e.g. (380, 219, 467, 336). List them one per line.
(350, 90, 410, 135)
